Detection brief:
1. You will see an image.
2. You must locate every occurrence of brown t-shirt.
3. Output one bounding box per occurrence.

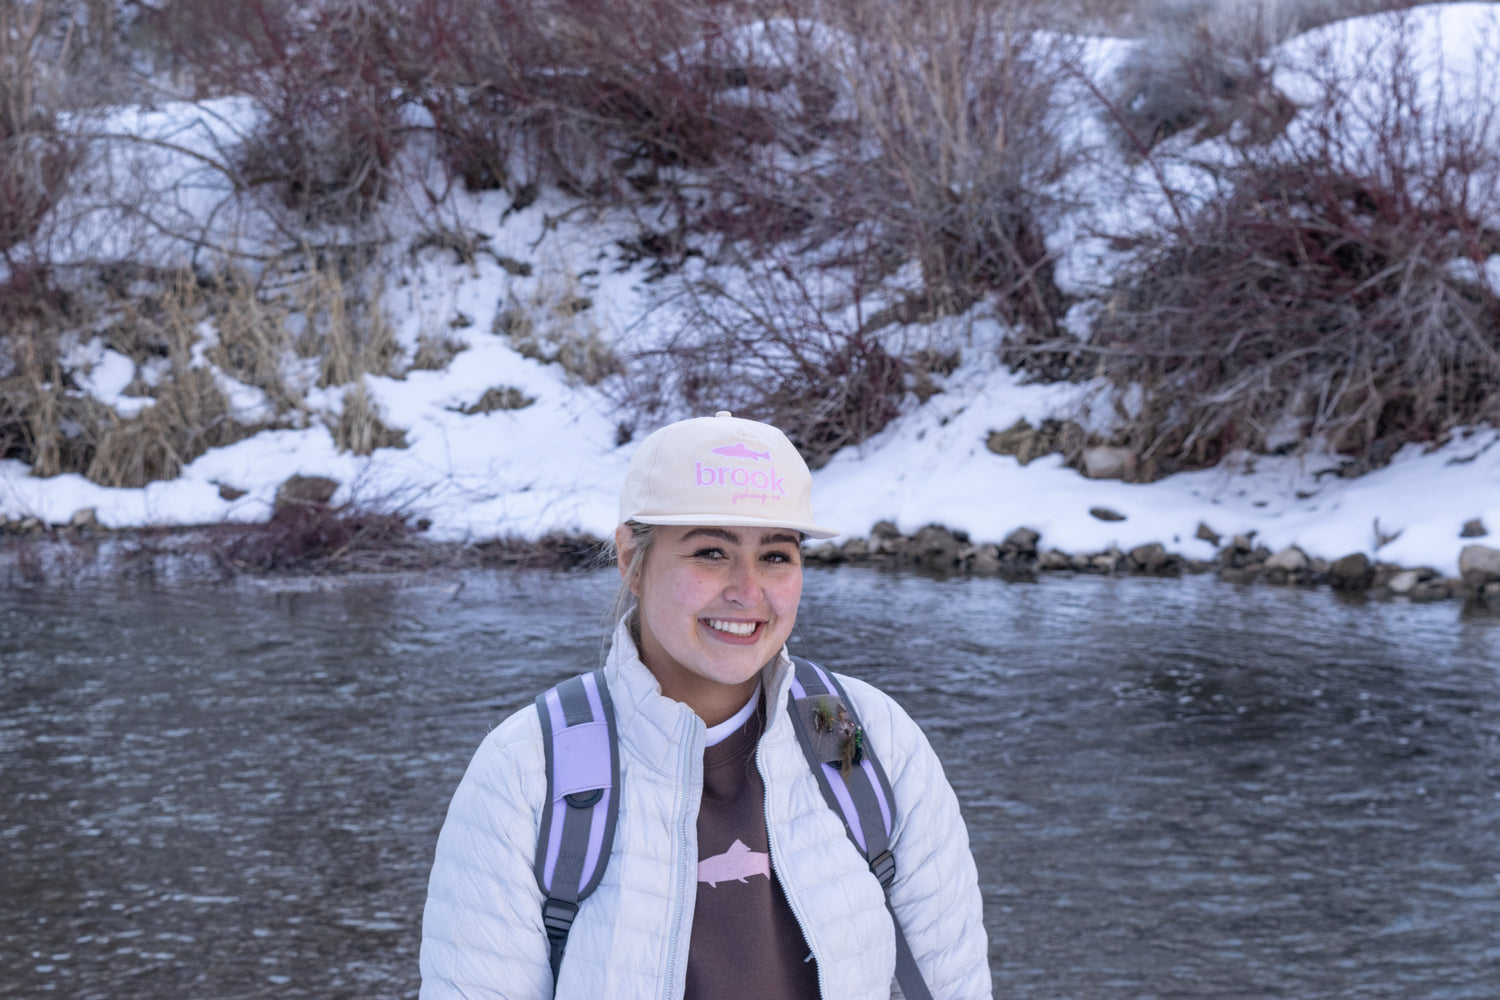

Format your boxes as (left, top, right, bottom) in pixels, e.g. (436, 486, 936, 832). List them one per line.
(684, 697, 821, 999)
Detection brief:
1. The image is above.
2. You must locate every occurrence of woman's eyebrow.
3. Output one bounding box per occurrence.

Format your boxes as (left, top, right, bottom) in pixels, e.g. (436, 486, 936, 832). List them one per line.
(681, 527, 740, 544)
(763, 532, 802, 547)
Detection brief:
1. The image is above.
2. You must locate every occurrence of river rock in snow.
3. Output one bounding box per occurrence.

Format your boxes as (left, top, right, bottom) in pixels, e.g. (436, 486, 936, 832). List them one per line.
(1458, 544, 1500, 586)
(1003, 527, 1040, 556)
(1461, 519, 1488, 538)
(1082, 446, 1136, 480)
(1264, 546, 1309, 573)
(1387, 569, 1421, 595)
(1128, 542, 1173, 573)
(1328, 553, 1374, 590)
(274, 475, 340, 513)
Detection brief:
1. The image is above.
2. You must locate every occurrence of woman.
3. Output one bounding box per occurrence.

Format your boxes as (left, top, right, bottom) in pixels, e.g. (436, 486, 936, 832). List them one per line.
(420, 411, 990, 999)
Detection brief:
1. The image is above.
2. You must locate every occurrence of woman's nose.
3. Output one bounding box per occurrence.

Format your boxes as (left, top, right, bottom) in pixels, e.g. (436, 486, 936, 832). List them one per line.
(722, 562, 764, 606)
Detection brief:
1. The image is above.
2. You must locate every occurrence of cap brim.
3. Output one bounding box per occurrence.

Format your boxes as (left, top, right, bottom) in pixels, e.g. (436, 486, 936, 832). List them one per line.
(628, 512, 839, 540)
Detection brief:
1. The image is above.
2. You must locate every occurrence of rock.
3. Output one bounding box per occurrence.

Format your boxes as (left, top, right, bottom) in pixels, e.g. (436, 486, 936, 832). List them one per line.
(803, 543, 843, 565)
(1069, 553, 1093, 572)
(1460, 518, 1488, 538)
(1263, 546, 1309, 573)
(1387, 570, 1420, 595)
(1459, 544, 1500, 587)
(911, 524, 963, 568)
(1410, 579, 1452, 602)
(870, 520, 901, 540)
(970, 545, 1003, 574)
(1328, 553, 1374, 590)
(218, 483, 248, 501)
(1195, 522, 1221, 546)
(1485, 581, 1500, 603)
(1089, 506, 1126, 522)
(1002, 527, 1041, 555)
(985, 419, 1036, 459)
(1038, 550, 1072, 571)
(1091, 550, 1122, 573)
(1129, 542, 1171, 573)
(1230, 533, 1256, 553)
(841, 538, 870, 561)
(274, 475, 340, 513)
(1082, 446, 1136, 480)
(69, 507, 99, 529)
(985, 418, 1085, 466)
(1220, 566, 1256, 584)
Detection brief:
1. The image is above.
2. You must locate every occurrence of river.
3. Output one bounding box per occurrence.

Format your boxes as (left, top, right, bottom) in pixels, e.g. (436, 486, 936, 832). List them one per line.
(3, 569, 1498, 999)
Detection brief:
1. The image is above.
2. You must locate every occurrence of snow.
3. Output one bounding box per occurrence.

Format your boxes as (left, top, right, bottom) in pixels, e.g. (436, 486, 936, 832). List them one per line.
(4, 4, 1500, 576)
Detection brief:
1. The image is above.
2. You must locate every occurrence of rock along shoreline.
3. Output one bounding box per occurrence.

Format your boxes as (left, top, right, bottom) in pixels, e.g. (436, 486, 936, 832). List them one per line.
(799, 520, 1500, 608)
(5, 507, 1500, 608)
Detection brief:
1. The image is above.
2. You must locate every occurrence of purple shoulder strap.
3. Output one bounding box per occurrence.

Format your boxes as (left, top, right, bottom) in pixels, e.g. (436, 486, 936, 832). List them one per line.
(788, 656, 933, 1000)
(534, 670, 619, 989)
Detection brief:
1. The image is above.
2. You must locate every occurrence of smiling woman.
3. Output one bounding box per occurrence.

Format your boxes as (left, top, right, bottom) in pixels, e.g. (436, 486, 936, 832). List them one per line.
(419, 412, 991, 1000)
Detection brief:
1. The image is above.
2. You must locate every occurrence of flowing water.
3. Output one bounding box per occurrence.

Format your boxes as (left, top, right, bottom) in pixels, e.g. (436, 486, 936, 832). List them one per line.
(3, 569, 1498, 999)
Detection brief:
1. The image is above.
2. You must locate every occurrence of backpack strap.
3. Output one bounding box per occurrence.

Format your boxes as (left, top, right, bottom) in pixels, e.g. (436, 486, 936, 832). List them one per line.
(787, 656, 935, 1000)
(534, 670, 620, 990)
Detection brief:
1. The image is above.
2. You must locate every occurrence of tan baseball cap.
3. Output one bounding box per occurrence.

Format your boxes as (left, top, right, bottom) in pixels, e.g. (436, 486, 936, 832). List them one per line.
(619, 411, 838, 538)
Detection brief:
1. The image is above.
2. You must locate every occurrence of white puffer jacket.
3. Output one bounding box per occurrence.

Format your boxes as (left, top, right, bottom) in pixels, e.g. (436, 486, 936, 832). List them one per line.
(420, 621, 991, 1000)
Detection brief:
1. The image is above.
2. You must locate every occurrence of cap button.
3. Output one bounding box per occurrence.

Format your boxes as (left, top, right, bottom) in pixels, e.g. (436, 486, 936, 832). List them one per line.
(715, 410, 732, 418)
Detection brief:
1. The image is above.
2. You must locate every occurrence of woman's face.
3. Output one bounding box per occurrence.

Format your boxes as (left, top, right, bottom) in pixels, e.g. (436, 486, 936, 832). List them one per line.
(618, 523, 803, 725)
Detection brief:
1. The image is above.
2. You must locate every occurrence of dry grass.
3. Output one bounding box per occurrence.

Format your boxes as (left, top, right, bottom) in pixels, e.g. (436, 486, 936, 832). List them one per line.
(330, 381, 407, 455)
(497, 266, 621, 386)
(408, 329, 468, 372)
(293, 252, 401, 389)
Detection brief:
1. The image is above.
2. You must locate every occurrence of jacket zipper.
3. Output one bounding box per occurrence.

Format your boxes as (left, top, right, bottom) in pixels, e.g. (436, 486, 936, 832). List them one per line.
(663, 710, 703, 1000)
(758, 740, 830, 1000)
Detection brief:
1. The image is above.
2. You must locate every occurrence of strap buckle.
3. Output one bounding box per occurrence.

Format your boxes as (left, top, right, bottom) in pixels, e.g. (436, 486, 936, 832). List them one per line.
(542, 897, 579, 940)
(869, 849, 896, 890)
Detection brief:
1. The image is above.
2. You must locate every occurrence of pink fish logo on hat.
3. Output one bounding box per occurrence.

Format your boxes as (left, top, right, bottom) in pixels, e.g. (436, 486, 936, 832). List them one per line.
(698, 839, 770, 887)
(712, 442, 771, 461)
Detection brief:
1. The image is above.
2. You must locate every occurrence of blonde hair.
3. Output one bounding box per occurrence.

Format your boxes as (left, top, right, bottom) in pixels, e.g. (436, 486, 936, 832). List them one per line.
(606, 520, 659, 633)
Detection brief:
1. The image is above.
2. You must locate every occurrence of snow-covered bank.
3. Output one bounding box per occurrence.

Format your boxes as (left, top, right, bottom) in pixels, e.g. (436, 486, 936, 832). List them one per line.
(4, 4, 1500, 590)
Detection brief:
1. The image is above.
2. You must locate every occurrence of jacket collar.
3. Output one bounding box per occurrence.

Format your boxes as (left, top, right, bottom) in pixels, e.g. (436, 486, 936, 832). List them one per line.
(603, 616, 796, 772)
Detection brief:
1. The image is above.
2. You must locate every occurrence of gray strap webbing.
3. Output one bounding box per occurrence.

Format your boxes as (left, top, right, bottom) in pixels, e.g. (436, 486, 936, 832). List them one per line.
(788, 656, 934, 1000)
(534, 670, 619, 993)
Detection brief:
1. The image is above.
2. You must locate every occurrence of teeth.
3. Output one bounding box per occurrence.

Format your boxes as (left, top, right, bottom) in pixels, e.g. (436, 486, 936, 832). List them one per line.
(706, 619, 757, 636)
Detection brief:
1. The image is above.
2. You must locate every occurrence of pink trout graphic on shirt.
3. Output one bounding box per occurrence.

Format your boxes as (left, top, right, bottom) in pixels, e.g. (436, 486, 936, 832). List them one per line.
(712, 443, 772, 462)
(698, 839, 770, 887)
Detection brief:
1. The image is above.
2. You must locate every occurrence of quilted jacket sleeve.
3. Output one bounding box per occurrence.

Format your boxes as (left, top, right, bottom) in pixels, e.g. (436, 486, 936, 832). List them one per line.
(842, 676, 993, 1000)
(420, 708, 553, 1000)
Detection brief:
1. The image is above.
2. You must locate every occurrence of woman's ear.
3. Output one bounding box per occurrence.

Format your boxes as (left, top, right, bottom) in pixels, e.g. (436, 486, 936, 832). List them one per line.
(615, 524, 634, 580)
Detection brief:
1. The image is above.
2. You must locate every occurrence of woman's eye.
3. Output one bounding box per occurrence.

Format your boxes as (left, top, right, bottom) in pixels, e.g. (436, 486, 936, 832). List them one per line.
(692, 548, 727, 560)
(763, 550, 796, 564)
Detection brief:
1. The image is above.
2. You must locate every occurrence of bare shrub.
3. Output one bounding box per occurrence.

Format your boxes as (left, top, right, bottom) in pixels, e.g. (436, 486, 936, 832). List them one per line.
(1088, 10, 1500, 477)
(211, 499, 419, 572)
(621, 267, 907, 469)
(157, 0, 406, 222)
(0, 0, 83, 254)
